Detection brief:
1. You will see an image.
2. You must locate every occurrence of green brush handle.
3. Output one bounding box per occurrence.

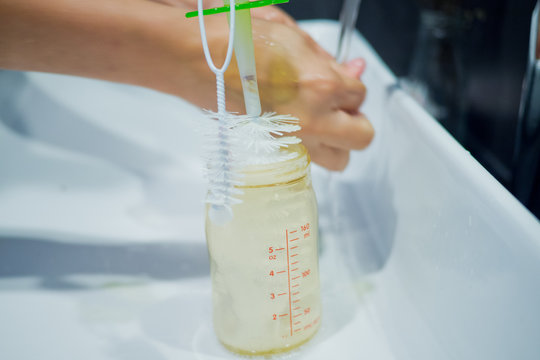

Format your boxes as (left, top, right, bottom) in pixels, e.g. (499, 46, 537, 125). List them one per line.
(185, 0, 289, 18)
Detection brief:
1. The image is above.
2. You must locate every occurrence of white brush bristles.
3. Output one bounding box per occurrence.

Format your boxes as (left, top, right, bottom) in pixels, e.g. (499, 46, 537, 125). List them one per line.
(201, 111, 301, 224)
(196, 0, 302, 224)
(203, 111, 244, 225)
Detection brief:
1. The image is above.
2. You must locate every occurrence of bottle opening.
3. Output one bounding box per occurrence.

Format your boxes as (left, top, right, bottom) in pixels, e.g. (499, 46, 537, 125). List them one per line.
(238, 144, 310, 188)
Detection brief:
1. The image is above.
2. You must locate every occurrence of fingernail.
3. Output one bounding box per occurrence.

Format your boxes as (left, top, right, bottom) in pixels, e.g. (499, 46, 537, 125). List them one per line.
(345, 58, 366, 79)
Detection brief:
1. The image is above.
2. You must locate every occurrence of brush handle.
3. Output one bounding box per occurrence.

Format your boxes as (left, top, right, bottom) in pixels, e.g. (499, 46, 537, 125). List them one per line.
(224, 0, 262, 116)
(185, 0, 289, 18)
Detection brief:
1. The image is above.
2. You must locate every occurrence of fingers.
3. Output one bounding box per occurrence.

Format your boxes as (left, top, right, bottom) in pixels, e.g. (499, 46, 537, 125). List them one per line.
(302, 137, 350, 171)
(336, 77, 367, 112)
(299, 109, 374, 171)
(321, 111, 374, 150)
(343, 58, 366, 79)
(302, 109, 373, 151)
(332, 57, 366, 80)
(321, 58, 367, 112)
(251, 6, 297, 27)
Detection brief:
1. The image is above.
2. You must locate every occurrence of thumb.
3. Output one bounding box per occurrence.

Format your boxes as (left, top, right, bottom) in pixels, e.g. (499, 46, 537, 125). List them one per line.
(341, 58, 366, 79)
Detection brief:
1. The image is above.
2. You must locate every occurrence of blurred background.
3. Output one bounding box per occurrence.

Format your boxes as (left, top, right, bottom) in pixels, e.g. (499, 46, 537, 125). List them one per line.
(279, 0, 540, 219)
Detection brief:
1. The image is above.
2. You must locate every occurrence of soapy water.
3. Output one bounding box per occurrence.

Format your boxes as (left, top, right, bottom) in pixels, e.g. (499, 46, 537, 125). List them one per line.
(205, 145, 323, 355)
(188, 220, 362, 359)
(206, 178, 321, 355)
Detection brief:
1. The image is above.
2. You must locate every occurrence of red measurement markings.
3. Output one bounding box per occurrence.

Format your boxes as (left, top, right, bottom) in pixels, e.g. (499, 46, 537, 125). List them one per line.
(285, 230, 293, 336)
(292, 284, 299, 288)
(294, 306, 301, 310)
(290, 246, 298, 250)
(279, 313, 289, 318)
(294, 321, 302, 325)
(290, 237, 300, 242)
(303, 316, 319, 331)
(275, 247, 285, 251)
(294, 313, 303, 318)
(293, 299, 300, 304)
(291, 268, 299, 272)
(291, 254, 298, 257)
(292, 276, 301, 280)
(291, 261, 299, 265)
(292, 291, 300, 296)
(289, 230, 297, 234)
(277, 270, 286, 274)
(278, 292, 287, 296)
(302, 269, 311, 278)
(294, 329, 302, 333)
(304, 232, 310, 239)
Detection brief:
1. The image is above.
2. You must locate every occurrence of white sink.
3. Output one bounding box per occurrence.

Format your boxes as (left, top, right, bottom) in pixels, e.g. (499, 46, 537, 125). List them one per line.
(0, 20, 539, 360)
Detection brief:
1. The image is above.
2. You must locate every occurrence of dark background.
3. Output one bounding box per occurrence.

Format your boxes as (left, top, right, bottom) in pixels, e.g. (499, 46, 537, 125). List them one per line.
(279, 0, 540, 219)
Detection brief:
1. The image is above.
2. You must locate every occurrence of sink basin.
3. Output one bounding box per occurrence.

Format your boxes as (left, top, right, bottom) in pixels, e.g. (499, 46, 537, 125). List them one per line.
(0, 20, 539, 360)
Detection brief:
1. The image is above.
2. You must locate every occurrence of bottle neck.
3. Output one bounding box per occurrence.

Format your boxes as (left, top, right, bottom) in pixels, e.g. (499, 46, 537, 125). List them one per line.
(238, 144, 310, 188)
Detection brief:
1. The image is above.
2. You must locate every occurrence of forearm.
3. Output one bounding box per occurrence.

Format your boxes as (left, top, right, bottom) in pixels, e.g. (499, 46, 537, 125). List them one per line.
(0, 0, 219, 106)
(0, 0, 373, 170)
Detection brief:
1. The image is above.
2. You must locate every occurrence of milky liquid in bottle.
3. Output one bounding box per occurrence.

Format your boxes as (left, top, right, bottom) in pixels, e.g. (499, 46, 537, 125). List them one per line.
(206, 144, 321, 355)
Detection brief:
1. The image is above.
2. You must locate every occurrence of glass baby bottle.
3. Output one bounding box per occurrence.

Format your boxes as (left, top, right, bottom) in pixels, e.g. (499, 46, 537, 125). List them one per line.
(205, 144, 321, 356)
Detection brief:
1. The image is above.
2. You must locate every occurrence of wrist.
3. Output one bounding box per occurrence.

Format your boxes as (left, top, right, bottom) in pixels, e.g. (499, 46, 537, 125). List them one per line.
(137, 8, 238, 109)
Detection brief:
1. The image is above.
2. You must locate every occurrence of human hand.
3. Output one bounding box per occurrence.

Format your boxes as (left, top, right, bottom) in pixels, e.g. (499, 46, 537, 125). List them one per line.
(220, 18, 373, 171)
(151, 0, 298, 27)
(0, 0, 370, 172)
(141, 2, 373, 170)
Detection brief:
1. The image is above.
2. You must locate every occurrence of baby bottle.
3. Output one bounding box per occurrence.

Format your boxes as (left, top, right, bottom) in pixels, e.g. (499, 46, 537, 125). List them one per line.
(205, 144, 321, 356)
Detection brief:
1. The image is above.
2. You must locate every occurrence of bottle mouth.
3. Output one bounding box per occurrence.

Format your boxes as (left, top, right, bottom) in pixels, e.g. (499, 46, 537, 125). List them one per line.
(238, 144, 310, 188)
